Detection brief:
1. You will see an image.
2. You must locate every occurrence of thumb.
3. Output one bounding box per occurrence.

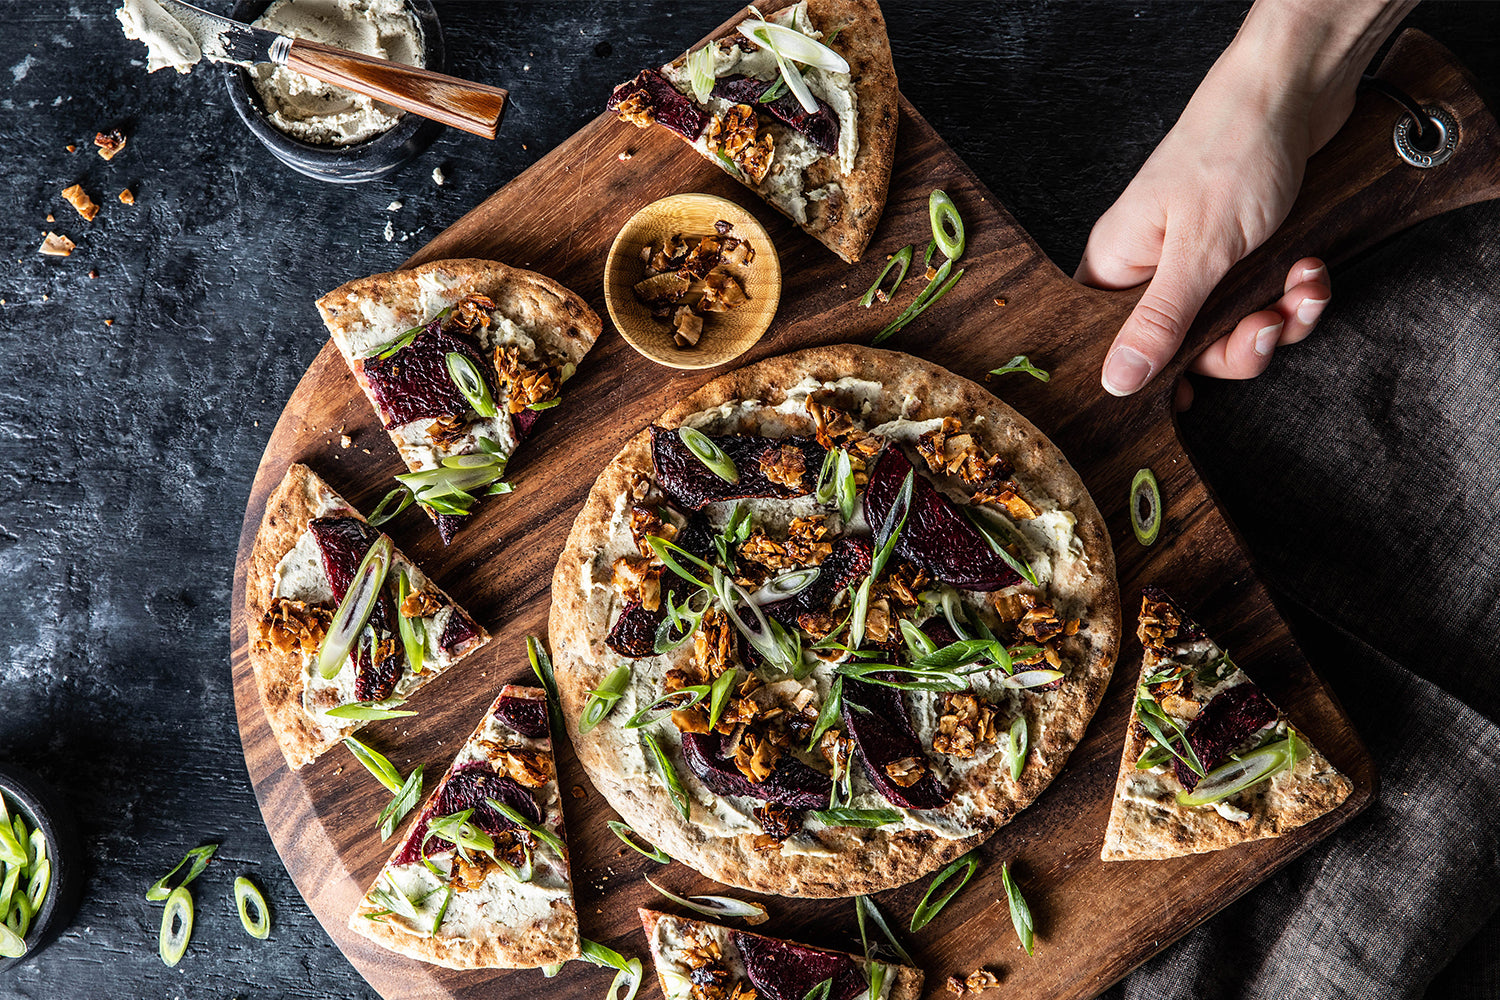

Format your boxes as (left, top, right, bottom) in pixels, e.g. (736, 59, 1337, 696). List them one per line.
(1101, 235, 1231, 397)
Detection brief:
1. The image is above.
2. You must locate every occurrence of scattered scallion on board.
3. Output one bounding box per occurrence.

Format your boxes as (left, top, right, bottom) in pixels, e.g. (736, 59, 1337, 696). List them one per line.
(645, 876, 769, 924)
(910, 852, 980, 931)
(860, 245, 914, 307)
(608, 820, 672, 864)
(870, 188, 969, 344)
(234, 876, 271, 940)
(158, 886, 194, 967)
(1001, 862, 1035, 956)
(580, 937, 645, 1000)
(854, 894, 914, 966)
(988, 354, 1051, 382)
(1130, 467, 1162, 546)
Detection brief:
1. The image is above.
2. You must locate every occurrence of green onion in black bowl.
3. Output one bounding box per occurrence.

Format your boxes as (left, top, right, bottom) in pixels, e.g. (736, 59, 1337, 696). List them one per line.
(0, 763, 83, 970)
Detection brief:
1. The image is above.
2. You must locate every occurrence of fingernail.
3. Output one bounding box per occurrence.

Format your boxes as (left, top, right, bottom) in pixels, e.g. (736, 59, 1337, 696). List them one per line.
(1297, 296, 1329, 325)
(1254, 321, 1282, 357)
(1298, 263, 1328, 285)
(1102, 346, 1152, 396)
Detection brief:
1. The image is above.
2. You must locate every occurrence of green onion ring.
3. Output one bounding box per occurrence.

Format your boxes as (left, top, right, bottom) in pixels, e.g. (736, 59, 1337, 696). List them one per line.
(430, 885, 454, 935)
(860, 245, 914, 307)
(158, 886, 194, 967)
(581, 664, 631, 734)
(488, 799, 569, 859)
(146, 844, 217, 902)
(642, 731, 691, 822)
(929, 189, 965, 261)
(5, 894, 30, 942)
(26, 859, 50, 913)
(233, 876, 271, 940)
(0, 922, 22, 960)
(317, 535, 392, 680)
(445, 352, 499, 418)
(678, 427, 740, 484)
(1009, 715, 1029, 781)
(989, 354, 1051, 382)
(608, 820, 672, 864)
(910, 851, 980, 932)
(1131, 467, 1162, 546)
(1177, 733, 1307, 807)
(379, 765, 424, 841)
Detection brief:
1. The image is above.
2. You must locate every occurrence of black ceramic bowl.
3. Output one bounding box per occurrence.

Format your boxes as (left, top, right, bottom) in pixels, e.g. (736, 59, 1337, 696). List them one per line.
(223, 0, 444, 183)
(0, 764, 83, 973)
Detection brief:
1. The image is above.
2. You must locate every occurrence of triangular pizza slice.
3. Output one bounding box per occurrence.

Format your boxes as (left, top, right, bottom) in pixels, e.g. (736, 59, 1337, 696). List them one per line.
(1101, 586, 1352, 861)
(247, 463, 489, 770)
(640, 908, 924, 1000)
(350, 684, 581, 969)
(607, 0, 897, 263)
(316, 258, 602, 544)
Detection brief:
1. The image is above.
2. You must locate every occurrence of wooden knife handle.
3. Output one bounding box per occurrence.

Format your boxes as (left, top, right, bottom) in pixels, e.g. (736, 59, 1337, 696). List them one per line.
(284, 39, 507, 140)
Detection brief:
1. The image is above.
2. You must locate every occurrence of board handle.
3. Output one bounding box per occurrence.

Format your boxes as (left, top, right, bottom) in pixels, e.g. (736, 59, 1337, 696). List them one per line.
(1163, 29, 1500, 385)
(285, 40, 508, 140)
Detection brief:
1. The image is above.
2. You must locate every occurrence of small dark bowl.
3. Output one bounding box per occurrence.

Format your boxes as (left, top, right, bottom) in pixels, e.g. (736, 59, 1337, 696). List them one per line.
(223, 0, 444, 184)
(0, 764, 83, 973)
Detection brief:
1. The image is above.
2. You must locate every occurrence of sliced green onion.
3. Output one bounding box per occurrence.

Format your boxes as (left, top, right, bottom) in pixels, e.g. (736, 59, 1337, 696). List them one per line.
(802, 980, 833, 1000)
(679, 427, 739, 484)
(446, 352, 498, 418)
(911, 852, 980, 931)
(430, 885, 454, 936)
(814, 448, 858, 521)
(10, 818, 25, 866)
(608, 820, 671, 864)
(922, 238, 937, 271)
(739, 21, 849, 73)
(989, 354, 1050, 382)
(324, 701, 417, 721)
(998, 669, 1065, 690)
(806, 675, 844, 752)
(424, 809, 496, 861)
(646, 535, 714, 591)
(28, 828, 45, 869)
(146, 844, 217, 902)
(581, 664, 632, 734)
(0, 865, 17, 922)
(712, 569, 802, 674)
(854, 886, 889, 997)
(751, 567, 821, 604)
(1178, 733, 1308, 807)
(394, 458, 507, 518)
(1001, 862, 1034, 955)
(488, 799, 568, 859)
(528, 397, 562, 412)
(366, 485, 415, 527)
(497, 838, 536, 884)
(317, 535, 392, 680)
(367, 307, 451, 359)
(3, 894, 28, 942)
(1131, 467, 1162, 546)
(872, 261, 965, 345)
(714, 503, 753, 570)
(580, 938, 645, 1000)
(0, 921, 24, 959)
(645, 876, 769, 924)
(708, 668, 739, 730)
(898, 619, 938, 661)
(344, 736, 404, 795)
(929, 190, 965, 261)
(687, 44, 716, 103)
(233, 876, 271, 940)
(1135, 744, 1175, 771)
(963, 501, 1042, 588)
(26, 859, 50, 913)
(860, 246, 914, 307)
(852, 469, 914, 646)
(395, 570, 426, 675)
(528, 636, 566, 739)
(159, 886, 193, 967)
(855, 895, 914, 966)
(1135, 690, 1204, 776)
(542, 962, 565, 978)
(758, 75, 788, 103)
(0, 815, 23, 868)
(369, 873, 420, 921)
(642, 731, 691, 822)
(654, 594, 709, 655)
(714, 149, 746, 181)
(1009, 716, 1029, 781)
(809, 807, 901, 828)
(625, 685, 709, 729)
(379, 765, 424, 840)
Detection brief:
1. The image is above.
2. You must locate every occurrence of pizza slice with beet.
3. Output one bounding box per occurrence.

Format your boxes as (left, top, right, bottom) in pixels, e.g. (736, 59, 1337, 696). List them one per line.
(350, 684, 581, 969)
(1100, 587, 1352, 861)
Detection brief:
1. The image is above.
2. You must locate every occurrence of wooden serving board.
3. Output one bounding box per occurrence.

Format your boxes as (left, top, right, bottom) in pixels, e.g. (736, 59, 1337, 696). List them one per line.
(230, 23, 1500, 1000)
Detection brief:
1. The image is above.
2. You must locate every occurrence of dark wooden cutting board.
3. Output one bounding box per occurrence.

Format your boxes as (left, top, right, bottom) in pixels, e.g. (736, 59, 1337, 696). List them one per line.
(229, 22, 1500, 1000)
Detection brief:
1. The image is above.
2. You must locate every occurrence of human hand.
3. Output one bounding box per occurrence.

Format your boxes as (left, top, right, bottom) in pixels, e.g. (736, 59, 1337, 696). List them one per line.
(1078, 0, 1416, 404)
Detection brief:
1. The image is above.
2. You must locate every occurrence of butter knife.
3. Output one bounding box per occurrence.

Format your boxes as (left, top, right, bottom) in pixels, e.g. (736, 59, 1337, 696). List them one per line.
(156, 0, 507, 139)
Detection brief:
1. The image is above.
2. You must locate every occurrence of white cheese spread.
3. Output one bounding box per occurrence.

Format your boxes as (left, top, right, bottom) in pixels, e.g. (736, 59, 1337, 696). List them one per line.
(117, 0, 237, 73)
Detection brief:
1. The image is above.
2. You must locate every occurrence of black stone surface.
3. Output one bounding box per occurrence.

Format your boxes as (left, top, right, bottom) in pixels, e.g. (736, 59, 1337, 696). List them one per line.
(0, 3, 1495, 997)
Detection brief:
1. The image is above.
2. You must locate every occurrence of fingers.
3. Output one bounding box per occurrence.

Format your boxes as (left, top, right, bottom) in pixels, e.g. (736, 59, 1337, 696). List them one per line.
(1190, 257, 1331, 379)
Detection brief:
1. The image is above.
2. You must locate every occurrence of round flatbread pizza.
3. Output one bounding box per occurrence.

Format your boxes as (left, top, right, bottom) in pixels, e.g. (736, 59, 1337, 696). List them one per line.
(549, 345, 1118, 896)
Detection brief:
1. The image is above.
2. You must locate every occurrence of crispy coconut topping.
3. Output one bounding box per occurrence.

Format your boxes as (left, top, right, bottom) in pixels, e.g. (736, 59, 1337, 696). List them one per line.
(733, 730, 782, 783)
(257, 597, 333, 658)
(947, 969, 1002, 996)
(695, 608, 737, 677)
(399, 586, 446, 619)
(877, 560, 930, 608)
(495, 345, 561, 413)
(449, 849, 500, 892)
(614, 91, 655, 128)
(427, 412, 470, 451)
(884, 755, 928, 787)
(933, 691, 1001, 760)
(673, 305, 705, 347)
(752, 802, 802, 848)
(94, 129, 127, 160)
(61, 184, 100, 222)
(917, 417, 1013, 487)
(449, 293, 496, 333)
(39, 231, 74, 257)
(1138, 593, 1187, 652)
(497, 747, 554, 788)
(630, 505, 676, 558)
(758, 443, 807, 491)
(613, 554, 663, 612)
(804, 397, 885, 463)
(699, 268, 749, 313)
(635, 271, 692, 306)
(972, 478, 1040, 520)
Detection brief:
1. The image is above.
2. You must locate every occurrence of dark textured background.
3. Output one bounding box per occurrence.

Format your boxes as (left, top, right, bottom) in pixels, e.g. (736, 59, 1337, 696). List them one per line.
(1, 3, 1496, 998)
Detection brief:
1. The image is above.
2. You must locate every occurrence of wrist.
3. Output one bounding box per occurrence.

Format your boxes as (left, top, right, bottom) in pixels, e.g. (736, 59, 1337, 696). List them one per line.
(1230, 0, 1417, 97)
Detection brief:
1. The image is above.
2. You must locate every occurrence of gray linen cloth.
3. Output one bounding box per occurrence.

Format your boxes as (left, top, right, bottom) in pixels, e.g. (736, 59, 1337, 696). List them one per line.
(1101, 200, 1500, 998)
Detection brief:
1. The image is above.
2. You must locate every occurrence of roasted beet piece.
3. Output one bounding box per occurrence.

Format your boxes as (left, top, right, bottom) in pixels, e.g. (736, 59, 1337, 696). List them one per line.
(495, 695, 551, 739)
(394, 761, 543, 865)
(680, 731, 832, 809)
(308, 516, 405, 702)
(606, 510, 716, 658)
(763, 536, 873, 628)
(921, 618, 961, 647)
(711, 74, 840, 155)
(731, 932, 867, 1000)
(651, 425, 826, 510)
(841, 676, 952, 810)
(606, 69, 709, 140)
(1176, 683, 1279, 790)
(864, 448, 1020, 591)
(512, 406, 541, 441)
(360, 324, 494, 429)
(437, 605, 483, 654)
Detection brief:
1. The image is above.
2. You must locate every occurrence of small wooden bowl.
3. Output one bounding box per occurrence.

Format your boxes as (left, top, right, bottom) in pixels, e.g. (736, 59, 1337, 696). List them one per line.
(604, 193, 782, 370)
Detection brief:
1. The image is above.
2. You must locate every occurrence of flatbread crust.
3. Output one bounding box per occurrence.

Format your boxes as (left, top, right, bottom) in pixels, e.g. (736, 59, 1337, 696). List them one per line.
(245, 463, 489, 770)
(1100, 597, 1352, 862)
(639, 909, 924, 1000)
(551, 345, 1119, 896)
(349, 685, 582, 969)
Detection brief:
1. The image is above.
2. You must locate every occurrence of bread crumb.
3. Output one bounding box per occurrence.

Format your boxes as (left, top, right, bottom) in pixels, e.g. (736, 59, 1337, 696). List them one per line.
(62, 184, 100, 222)
(39, 232, 74, 256)
(119, 188, 135, 205)
(432, 166, 445, 186)
(387, 200, 402, 211)
(88, 269, 98, 279)
(45, 213, 54, 223)
(94, 129, 127, 160)
(340, 434, 352, 449)
(104, 318, 113, 326)
(65, 144, 76, 153)
(618, 150, 632, 161)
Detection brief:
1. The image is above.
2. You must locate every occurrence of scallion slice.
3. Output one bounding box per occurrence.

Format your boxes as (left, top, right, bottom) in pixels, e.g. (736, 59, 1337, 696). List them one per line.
(679, 427, 739, 484)
(802, 979, 834, 1000)
(642, 731, 691, 822)
(5, 894, 30, 940)
(26, 859, 49, 913)
(324, 701, 417, 721)
(0, 811, 23, 868)
(608, 820, 671, 864)
(1009, 716, 1029, 781)
(1135, 744, 1175, 771)
(379, 765, 424, 840)
(1131, 467, 1162, 546)
(146, 844, 218, 902)
(430, 885, 454, 936)
(645, 876, 769, 924)
(445, 353, 498, 418)
(580, 938, 645, 1000)
(487, 798, 569, 859)
(366, 485, 415, 527)
(712, 569, 801, 674)
(805, 675, 844, 752)
(624, 685, 710, 729)
(1001, 862, 1034, 955)
(1134, 690, 1204, 776)
(758, 75, 788, 103)
(0, 865, 18, 922)
(738, 20, 850, 73)
(898, 619, 938, 661)
(963, 503, 1041, 588)
(528, 636, 566, 738)
(158, 886, 194, 967)
(687, 44, 716, 103)
(317, 535, 392, 680)
(998, 669, 1065, 690)
(855, 895, 914, 966)
(424, 809, 496, 862)
(808, 807, 901, 828)
(860, 245, 914, 307)
(395, 570, 426, 675)
(714, 503, 753, 570)
(751, 568, 820, 604)
(910, 852, 980, 931)
(922, 238, 937, 271)
(1178, 733, 1308, 807)
(344, 736, 404, 795)
(989, 354, 1050, 382)
(233, 876, 271, 940)
(871, 261, 965, 345)
(581, 664, 631, 734)
(0, 922, 24, 959)
(708, 668, 738, 730)
(647, 535, 715, 591)
(929, 190, 965, 261)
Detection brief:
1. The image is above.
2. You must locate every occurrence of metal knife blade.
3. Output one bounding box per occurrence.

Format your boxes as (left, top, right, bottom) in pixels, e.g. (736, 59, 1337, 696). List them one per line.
(154, 0, 291, 67)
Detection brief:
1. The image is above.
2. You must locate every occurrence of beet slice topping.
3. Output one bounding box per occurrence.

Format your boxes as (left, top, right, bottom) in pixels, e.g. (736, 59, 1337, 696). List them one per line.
(605, 510, 716, 658)
(495, 695, 550, 740)
(864, 447, 1020, 592)
(731, 932, 867, 1000)
(435, 513, 468, 546)
(651, 425, 827, 510)
(712, 74, 840, 155)
(680, 731, 832, 809)
(360, 323, 493, 429)
(437, 605, 483, 654)
(606, 69, 709, 141)
(841, 676, 952, 810)
(763, 536, 872, 628)
(393, 761, 543, 866)
(308, 516, 405, 702)
(921, 617, 961, 647)
(1175, 683, 1279, 790)
(512, 406, 541, 441)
